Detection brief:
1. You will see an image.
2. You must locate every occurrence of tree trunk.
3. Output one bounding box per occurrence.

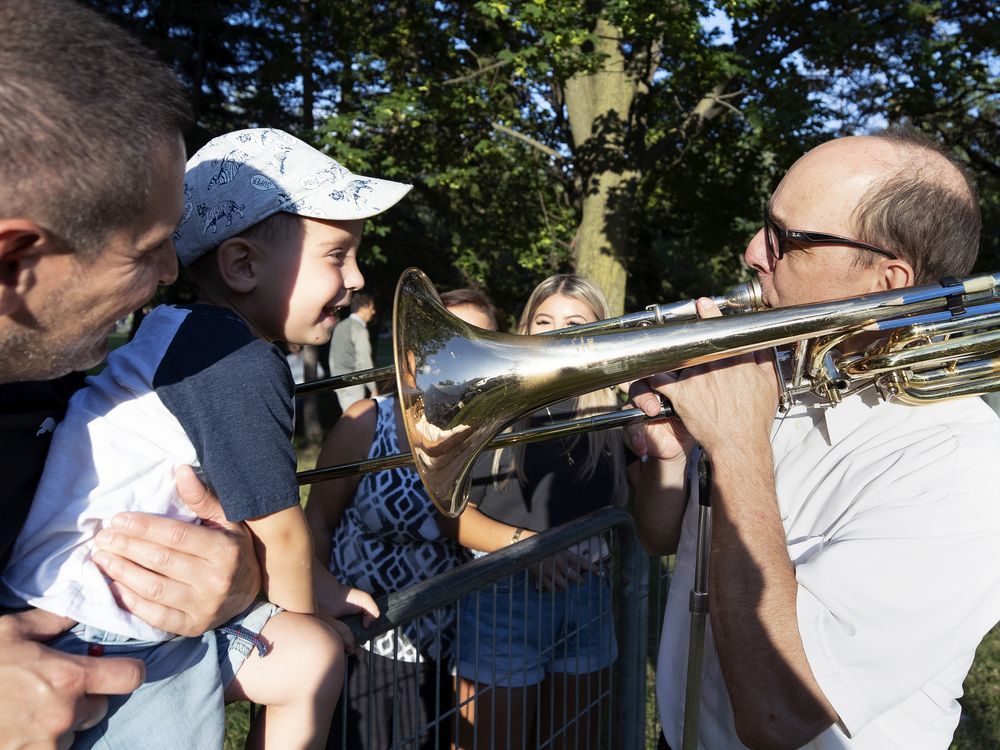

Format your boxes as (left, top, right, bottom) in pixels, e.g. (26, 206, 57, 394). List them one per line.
(564, 17, 638, 315)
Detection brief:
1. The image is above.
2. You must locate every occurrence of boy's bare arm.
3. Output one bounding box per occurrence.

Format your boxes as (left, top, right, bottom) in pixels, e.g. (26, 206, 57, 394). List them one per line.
(245, 506, 316, 614)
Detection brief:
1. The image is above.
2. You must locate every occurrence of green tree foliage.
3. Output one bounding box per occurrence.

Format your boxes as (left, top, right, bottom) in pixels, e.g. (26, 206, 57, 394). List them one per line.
(87, 0, 997, 318)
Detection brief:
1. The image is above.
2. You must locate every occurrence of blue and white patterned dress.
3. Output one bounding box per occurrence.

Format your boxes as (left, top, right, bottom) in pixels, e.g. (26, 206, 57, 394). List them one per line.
(327, 395, 469, 662)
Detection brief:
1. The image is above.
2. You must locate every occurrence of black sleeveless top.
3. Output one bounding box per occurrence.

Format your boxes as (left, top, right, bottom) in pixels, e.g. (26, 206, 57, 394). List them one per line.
(468, 399, 624, 532)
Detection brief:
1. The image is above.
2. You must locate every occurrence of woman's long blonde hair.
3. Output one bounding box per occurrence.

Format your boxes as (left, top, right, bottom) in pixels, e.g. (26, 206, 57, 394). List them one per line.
(492, 274, 627, 504)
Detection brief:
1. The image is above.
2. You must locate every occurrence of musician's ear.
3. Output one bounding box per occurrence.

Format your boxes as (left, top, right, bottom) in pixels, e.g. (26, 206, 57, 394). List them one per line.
(215, 237, 259, 294)
(880, 257, 914, 291)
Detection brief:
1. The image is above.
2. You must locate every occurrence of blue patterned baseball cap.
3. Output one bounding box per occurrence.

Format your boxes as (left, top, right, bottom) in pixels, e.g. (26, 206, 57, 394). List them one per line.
(174, 128, 412, 266)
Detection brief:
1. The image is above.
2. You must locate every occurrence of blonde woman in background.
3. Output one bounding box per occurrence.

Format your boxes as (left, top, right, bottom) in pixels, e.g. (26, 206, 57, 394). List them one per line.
(451, 274, 630, 750)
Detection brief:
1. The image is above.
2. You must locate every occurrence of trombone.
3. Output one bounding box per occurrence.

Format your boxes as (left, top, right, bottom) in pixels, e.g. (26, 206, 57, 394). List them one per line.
(296, 278, 763, 483)
(294, 278, 763, 397)
(301, 267, 1000, 517)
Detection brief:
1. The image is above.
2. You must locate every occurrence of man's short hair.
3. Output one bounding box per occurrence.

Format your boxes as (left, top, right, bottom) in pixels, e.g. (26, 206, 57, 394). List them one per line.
(854, 127, 980, 283)
(439, 288, 501, 331)
(0, 0, 191, 258)
(350, 292, 374, 313)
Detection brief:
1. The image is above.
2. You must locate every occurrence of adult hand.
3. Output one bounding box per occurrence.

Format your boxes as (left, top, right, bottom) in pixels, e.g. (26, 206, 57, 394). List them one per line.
(626, 373, 695, 463)
(500, 529, 597, 592)
(92, 466, 261, 638)
(529, 542, 596, 592)
(627, 299, 779, 458)
(0, 609, 144, 750)
(651, 299, 779, 453)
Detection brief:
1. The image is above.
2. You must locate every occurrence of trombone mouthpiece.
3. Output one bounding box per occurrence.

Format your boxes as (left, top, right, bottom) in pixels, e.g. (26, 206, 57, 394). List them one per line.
(647, 278, 764, 323)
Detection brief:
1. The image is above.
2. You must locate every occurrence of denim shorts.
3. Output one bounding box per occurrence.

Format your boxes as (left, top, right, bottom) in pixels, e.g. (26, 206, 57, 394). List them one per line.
(48, 601, 279, 750)
(455, 568, 617, 688)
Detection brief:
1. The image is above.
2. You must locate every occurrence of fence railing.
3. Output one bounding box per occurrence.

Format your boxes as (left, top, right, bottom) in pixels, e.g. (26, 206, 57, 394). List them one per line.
(333, 507, 650, 750)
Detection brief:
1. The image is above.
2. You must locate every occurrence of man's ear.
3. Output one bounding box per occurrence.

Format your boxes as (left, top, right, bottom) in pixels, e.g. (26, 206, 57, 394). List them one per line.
(215, 237, 259, 294)
(881, 257, 915, 291)
(0, 218, 51, 316)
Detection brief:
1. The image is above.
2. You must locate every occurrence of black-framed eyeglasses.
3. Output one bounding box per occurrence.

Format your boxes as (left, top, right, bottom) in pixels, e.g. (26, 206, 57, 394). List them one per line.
(763, 206, 897, 264)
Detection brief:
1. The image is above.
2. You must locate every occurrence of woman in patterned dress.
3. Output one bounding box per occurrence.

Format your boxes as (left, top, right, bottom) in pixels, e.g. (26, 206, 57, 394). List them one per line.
(307, 288, 514, 750)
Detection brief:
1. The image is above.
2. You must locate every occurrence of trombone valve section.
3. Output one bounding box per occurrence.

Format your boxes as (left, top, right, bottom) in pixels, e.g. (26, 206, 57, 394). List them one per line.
(776, 272, 1000, 408)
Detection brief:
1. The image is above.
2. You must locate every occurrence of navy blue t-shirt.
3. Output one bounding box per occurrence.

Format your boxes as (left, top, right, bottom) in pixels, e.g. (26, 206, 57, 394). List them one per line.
(151, 305, 299, 522)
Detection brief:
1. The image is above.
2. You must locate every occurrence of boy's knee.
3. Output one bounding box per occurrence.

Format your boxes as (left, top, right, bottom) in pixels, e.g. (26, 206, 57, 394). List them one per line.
(312, 617, 346, 670)
(299, 616, 345, 710)
(277, 613, 345, 686)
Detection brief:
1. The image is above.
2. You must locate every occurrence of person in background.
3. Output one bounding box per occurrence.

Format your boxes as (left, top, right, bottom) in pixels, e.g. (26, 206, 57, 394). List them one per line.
(452, 274, 630, 750)
(286, 342, 307, 385)
(3, 128, 400, 748)
(329, 292, 378, 411)
(630, 129, 1000, 750)
(308, 287, 502, 750)
(0, 1, 257, 745)
(284, 342, 308, 431)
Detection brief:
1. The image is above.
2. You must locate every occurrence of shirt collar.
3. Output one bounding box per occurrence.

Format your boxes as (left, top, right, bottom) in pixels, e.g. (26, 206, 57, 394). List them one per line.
(818, 388, 886, 446)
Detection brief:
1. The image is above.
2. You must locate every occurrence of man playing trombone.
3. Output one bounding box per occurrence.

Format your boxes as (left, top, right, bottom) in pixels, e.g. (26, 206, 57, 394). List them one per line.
(630, 128, 1000, 750)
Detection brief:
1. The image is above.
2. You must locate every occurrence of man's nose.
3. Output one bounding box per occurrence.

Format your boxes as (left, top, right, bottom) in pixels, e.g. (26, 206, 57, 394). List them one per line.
(744, 228, 771, 274)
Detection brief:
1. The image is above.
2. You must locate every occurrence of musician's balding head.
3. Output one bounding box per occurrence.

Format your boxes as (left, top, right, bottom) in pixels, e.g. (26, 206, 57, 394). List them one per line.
(745, 129, 980, 309)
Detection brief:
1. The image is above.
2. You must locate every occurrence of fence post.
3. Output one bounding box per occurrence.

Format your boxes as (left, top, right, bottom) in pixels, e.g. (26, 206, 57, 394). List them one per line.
(615, 512, 650, 750)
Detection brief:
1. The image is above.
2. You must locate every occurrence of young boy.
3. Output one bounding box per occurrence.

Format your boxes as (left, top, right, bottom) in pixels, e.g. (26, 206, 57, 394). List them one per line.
(2, 128, 410, 748)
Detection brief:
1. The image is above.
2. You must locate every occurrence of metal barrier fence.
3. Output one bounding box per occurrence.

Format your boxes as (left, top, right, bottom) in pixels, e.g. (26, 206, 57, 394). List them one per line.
(331, 507, 650, 750)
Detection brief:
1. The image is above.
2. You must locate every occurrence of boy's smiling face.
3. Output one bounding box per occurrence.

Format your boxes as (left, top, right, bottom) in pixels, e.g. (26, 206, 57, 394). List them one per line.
(251, 216, 365, 345)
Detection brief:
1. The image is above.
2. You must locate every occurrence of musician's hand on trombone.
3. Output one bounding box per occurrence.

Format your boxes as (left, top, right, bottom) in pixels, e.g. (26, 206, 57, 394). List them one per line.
(648, 298, 780, 453)
(626, 371, 695, 465)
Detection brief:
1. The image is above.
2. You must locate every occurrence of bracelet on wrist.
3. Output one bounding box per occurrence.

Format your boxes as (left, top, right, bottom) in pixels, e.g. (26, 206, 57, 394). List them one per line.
(511, 527, 526, 545)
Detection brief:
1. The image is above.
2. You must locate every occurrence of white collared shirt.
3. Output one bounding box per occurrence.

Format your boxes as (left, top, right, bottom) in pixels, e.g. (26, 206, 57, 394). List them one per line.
(657, 390, 1000, 749)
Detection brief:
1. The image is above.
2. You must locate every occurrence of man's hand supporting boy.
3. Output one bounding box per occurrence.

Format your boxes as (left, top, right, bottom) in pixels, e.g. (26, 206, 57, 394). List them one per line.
(92, 466, 262, 637)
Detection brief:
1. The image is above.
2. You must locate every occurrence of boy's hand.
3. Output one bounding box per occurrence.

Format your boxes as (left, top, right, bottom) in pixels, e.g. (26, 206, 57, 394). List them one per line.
(337, 586, 381, 625)
(0, 609, 145, 749)
(92, 466, 261, 637)
(316, 576, 380, 625)
(314, 570, 381, 652)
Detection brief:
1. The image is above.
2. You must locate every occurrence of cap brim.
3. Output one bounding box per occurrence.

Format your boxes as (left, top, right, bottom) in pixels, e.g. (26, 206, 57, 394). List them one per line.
(294, 176, 413, 222)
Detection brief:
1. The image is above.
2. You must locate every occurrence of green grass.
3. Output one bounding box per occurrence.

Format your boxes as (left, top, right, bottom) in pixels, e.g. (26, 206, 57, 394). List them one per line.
(952, 624, 1000, 749)
(224, 703, 252, 750)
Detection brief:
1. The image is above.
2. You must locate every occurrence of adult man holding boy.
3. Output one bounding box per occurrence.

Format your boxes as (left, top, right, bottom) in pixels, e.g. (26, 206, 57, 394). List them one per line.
(0, 1, 259, 745)
(631, 130, 1000, 749)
